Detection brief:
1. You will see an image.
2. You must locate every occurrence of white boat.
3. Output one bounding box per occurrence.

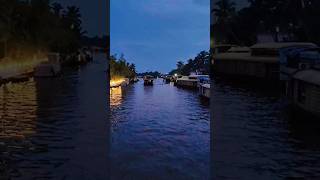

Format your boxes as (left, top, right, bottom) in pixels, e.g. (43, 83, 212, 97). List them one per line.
(176, 75, 209, 89)
(198, 76, 210, 99)
(199, 83, 210, 99)
(34, 53, 61, 77)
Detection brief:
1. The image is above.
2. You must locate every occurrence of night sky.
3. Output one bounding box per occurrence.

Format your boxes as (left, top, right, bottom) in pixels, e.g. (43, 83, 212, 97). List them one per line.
(111, 0, 210, 73)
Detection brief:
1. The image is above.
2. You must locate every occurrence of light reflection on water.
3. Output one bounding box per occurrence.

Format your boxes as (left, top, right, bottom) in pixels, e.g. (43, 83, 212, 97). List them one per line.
(0, 80, 37, 139)
(110, 86, 123, 107)
(211, 79, 320, 179)
(110, 79, 210, 180)
(0, 54, 109, 180)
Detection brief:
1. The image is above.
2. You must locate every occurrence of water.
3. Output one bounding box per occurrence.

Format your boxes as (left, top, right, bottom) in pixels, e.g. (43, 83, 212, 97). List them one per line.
(211, 79, 320, 180)
(110, 80, 210, 180)
(2, 56, 320, 180)
(0, 54, 109, 179)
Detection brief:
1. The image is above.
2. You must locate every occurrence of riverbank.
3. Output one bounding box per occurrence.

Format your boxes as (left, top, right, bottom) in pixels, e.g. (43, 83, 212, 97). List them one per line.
(0, 50, 93, 86)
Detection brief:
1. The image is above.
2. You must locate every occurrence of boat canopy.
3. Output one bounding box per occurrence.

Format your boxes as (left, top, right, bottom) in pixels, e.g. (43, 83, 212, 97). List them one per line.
(279, 46, 320, 67)
(251, 42, 317, 56)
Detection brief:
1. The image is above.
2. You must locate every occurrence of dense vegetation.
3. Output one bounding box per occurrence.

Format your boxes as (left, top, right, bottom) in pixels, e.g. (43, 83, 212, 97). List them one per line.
(0, 0, 84, 58)
(169, 51, 210, 76)
(110, 54, 136, 80)
(213, 0, 320, 45)
(137, 71, 162, 78)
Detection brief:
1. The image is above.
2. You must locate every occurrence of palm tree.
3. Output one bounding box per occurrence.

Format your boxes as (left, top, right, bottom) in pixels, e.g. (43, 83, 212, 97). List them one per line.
(212, 0, 236, 24)
(212, 0, 239, 44)
(51, 2, 63, 16)
(64, 6, 84, 37)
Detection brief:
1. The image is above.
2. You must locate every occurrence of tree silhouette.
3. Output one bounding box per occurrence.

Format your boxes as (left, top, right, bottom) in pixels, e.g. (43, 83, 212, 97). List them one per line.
(0, 0, 85, 56)
(212, 0, 239, 44)
(51, 2, 63, 17)
(212, 0, 236, 24)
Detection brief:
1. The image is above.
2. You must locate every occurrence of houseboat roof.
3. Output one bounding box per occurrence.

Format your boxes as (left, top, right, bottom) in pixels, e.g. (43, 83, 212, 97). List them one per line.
(251, 42, 317, 50)
(212, 44, 236, 48)
(213, 52, 278, 63)
(189, 75, 209, 78)
(227, 47, 250, 53)
(293, 69, 320, 86)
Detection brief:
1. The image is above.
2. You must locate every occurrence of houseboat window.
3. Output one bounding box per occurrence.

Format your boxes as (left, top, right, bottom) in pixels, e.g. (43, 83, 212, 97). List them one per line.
(189, 77, 197, 80)
(297, 81, 306, 104)
(300, 50, 320, 64)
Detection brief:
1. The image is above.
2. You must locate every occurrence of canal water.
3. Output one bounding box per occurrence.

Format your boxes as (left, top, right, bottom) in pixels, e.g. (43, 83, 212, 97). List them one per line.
(211, 79, 320, 180)
(0, 54, 110, 179)
(2, 55, 320, 180)
(110, 79, 210, 179)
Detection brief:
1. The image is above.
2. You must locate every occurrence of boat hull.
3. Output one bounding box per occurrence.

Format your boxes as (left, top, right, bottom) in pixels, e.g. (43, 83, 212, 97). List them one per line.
(176, 79, 198, 89)
(199, 84, 210, 99)
(144, 80, 153, 86)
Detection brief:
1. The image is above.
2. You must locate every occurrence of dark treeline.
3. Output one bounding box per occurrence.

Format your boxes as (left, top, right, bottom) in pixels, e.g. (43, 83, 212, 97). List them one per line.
(169, 51, 210, 76)
(137, 71, 162, 78)
(82, 35, 108, 48)
(110, 54, 136, 80)
(213, 0, 320, 45)
(0, 0, 84, 58)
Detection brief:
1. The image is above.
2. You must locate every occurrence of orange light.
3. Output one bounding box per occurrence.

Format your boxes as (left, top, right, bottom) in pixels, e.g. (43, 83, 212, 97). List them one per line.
(0, 51, 47, 78)
(110, 78, 125, 88)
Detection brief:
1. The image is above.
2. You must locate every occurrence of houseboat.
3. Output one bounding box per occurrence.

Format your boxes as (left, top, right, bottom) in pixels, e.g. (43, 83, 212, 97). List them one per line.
(198, 76, 210, 99)
(212, 42, 317, 80)
(34, 53, 61, 77)
(143, 75, 154, 85)
(212, 44, 236, 55)
(176, 75, 209, 89)
(291, 69, 320, 118)
(280, 46, 320, 118)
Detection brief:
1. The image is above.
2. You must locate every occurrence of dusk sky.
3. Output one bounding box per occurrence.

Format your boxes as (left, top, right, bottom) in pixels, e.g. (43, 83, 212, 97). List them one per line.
(111, 0, 210, 73)
(54, 0, 248, 73)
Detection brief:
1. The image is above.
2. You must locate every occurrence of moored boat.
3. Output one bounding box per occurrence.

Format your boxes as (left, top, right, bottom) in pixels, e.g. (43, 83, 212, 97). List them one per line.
(143, 75, 154, 85)
(199, 83, 210, 99)
(176, 75, 209, 89)
(280, 46, 320, 118)
(198, 75, 210, 98)
(213, 42, 317, 80)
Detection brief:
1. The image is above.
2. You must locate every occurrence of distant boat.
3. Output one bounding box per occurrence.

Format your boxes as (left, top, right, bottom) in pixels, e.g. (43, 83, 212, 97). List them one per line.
(34, 53, 61, 77)
(164, 75, 172, 83)
(143, 75, 154, 85)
